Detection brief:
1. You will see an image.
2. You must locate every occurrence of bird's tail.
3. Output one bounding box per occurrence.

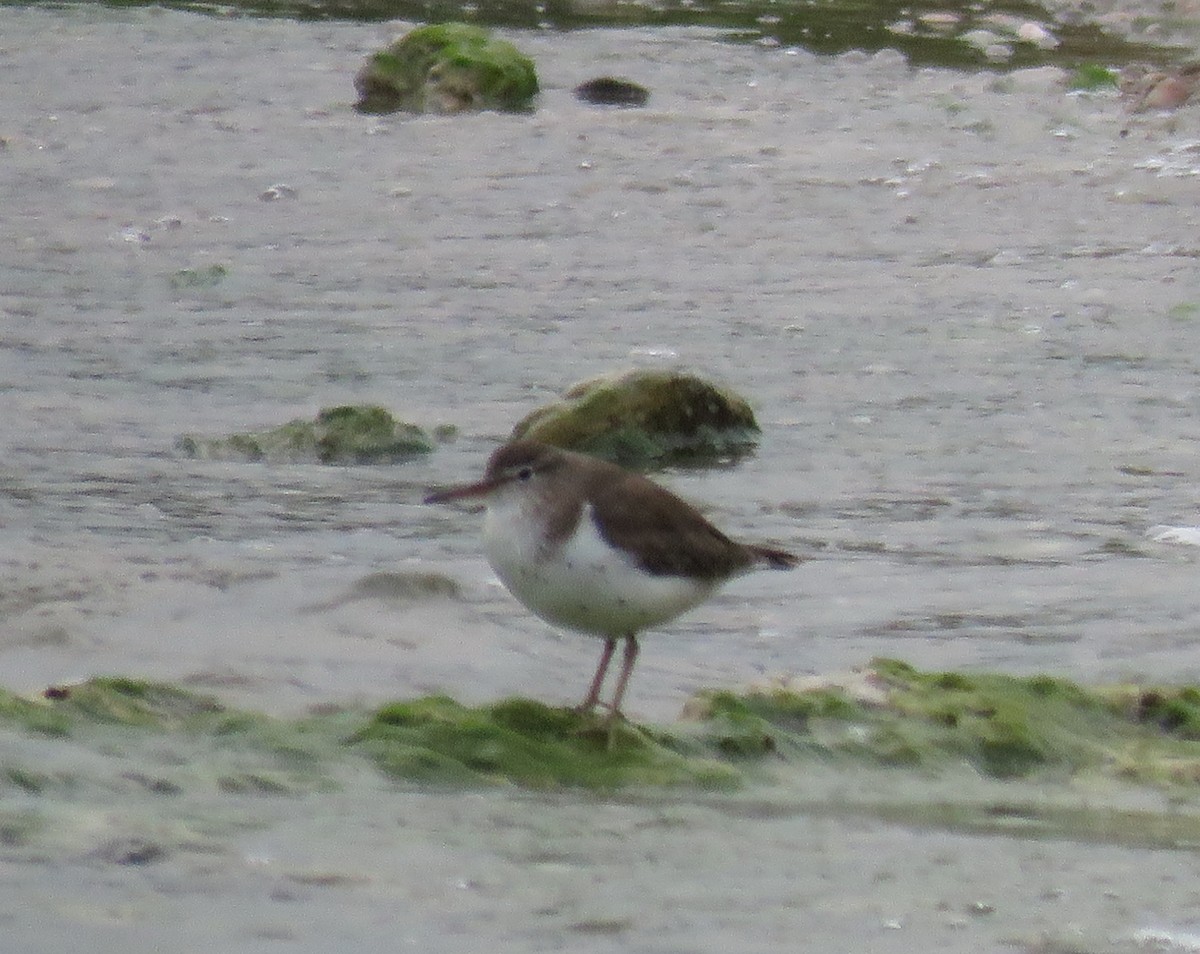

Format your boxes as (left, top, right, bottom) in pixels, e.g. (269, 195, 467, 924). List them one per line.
(749, 544, 800, 569)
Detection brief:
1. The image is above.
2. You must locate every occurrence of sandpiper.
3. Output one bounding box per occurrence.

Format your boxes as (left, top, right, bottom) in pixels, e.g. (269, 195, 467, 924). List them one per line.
(425, 440, 797, 725)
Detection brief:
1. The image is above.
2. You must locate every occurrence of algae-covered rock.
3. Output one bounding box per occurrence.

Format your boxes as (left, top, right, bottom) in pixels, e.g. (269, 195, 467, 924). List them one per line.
(0, 680, 739, 794)
(354, 23, 539, 115)
(177, 405, 436, 464)
(689, 659, 1200, 784)
(511, 369, 761, 468)
(352, 695, 737, 790)
(11, 662, 1200, 796)
(3, 678, 358, 797)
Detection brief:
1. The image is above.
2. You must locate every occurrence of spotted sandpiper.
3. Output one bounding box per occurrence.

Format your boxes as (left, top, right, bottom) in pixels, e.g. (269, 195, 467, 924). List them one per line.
(425, 440, 797, 725)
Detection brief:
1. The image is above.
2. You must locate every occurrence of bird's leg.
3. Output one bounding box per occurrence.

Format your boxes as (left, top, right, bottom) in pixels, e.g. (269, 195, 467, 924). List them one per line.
(602, 635, 640, 728)
(575, 637, 616, 713)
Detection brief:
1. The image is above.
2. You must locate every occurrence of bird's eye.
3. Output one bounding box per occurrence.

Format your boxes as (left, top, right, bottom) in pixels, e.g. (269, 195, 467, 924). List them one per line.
(516, 466, 534, 481)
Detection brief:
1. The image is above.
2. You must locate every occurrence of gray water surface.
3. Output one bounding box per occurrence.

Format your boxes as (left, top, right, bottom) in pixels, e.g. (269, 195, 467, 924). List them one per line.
(4, 6, 1199, 713)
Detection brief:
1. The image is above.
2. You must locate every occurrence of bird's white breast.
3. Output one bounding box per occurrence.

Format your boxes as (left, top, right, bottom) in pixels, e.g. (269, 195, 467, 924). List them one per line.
(482, 494, 716, 638)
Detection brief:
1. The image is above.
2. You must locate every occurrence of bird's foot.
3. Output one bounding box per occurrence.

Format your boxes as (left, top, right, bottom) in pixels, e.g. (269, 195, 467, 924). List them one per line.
(570, 704, 629, 750)
(576, 705, 643, 748)
(571, 698, 617, 716)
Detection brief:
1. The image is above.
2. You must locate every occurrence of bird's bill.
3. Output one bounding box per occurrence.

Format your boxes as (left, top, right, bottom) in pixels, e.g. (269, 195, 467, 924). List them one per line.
(423, 478, 498, 505)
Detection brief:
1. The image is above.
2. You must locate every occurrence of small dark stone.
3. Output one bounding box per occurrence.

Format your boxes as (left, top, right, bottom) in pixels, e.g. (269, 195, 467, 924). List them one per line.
(43, 685, 70, 700)
(121, 771, 184, 796)
(96, 837, 167, 866)
(574, 77, 649, 107)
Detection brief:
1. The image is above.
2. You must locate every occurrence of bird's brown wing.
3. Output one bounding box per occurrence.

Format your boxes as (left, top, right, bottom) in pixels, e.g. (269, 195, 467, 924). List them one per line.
(746, 544, 800, 570)
(588, 472, 759, 580)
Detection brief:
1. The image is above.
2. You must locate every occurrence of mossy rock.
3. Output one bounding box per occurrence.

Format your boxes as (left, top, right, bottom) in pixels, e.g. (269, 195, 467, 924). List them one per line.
(511, 369, 761, 468)
(177, 405, 436, 464)
(354, 23, 538, 115)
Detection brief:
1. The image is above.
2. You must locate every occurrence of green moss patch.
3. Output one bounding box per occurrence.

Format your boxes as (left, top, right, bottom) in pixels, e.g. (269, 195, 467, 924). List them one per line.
(1069, 63, 1119, 89)
(0, 689, 71, 737)
(0, 680, 738, 794)
(511, 369, 761, 468)
(691, 659, 1200, 785)
(9, 662, 1200, 797)
(43, 676, 227, 730)
(177, 404, 436, 464)
(1, 679, 358, 797)
(352, 695, 737, 789)
(169, 264, 229, 290)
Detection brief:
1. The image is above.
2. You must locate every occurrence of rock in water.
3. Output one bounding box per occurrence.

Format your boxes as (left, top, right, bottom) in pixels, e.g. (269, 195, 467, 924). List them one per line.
(511, 369, 761, 467)
(574, 77, 650, 107)
(354, 23, 539, 115)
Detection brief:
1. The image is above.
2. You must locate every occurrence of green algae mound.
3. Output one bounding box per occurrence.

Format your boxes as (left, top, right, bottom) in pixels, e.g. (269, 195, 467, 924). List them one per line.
(177, 404, 435, 464)
(0, 679, 737, 794)
(4, 677, 231, 741)
(9, 663, 1200, 798)
(352, 695, 737, 789)
(692, 659, 1200, 785)
(42, 677, 226, 730)
(1, 678, 356, 797)
(354, 23, 538, 115)
(511, 369, 762, 468)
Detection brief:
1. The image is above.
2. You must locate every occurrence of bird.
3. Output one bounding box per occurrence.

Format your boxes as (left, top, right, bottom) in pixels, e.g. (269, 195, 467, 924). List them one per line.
(1120, 62, 1200, 112)
(424, 440, 797, 728)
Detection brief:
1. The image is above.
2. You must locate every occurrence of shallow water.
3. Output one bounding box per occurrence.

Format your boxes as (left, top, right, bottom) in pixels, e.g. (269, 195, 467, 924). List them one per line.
(3, 5, 1200, 951)
(5, 4, 1200, 712)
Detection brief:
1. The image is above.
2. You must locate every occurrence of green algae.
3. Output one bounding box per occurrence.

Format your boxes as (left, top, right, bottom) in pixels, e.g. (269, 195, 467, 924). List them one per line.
(1069, 63, 1119, 89)
(354, 23, 538, 115)
(1107, 685, 1200, 741)
(692, 685, 866, 761)
(1167, 301, 1200, 321)
(46, 677, 227, 730)
(177, 404, 436, 464)
(0, 689, 70, 737)
(353, 695, 739, 790)
(511, 369, 761, 468)
(690, 659, 1200, 786)
(0, 680, 739, 794)
(0, 680, 358, 798)
(8, 663, 1200, 798)
(169, 263, 228, 290)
